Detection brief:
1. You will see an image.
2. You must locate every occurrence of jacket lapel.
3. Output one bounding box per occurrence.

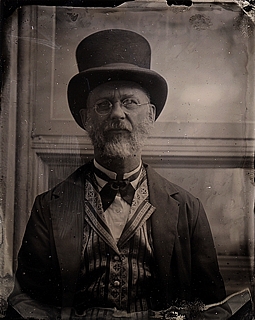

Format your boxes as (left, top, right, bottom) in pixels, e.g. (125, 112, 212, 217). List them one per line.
(145, 164, 180, 301)
(49, 164, 90, 307)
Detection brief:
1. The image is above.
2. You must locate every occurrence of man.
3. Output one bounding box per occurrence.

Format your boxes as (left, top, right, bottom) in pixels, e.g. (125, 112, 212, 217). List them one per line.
(7, 29, 230, 319)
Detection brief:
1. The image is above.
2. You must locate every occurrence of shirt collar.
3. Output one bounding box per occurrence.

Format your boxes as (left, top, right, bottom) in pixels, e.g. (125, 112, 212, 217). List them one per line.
(93, 159, 142, 189)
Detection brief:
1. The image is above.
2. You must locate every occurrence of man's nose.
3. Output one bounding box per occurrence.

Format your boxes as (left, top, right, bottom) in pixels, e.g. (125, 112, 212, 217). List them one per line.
(109, 101, 126, 119)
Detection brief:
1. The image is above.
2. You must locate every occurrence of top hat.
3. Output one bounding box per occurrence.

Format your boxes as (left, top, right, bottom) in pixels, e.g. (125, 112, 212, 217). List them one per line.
(67, 29, 168, 129)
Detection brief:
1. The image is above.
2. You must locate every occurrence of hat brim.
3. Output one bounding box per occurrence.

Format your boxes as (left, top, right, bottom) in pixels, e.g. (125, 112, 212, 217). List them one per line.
(67, 65, 168, 129)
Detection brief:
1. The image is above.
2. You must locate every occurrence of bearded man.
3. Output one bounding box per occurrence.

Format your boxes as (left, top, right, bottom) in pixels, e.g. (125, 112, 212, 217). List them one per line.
(7, 29, 231, 320)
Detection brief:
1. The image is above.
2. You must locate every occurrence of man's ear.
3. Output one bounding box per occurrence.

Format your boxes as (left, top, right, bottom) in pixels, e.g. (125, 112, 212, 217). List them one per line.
(148, 104, 156, 123)
(79, 109, 87, 129)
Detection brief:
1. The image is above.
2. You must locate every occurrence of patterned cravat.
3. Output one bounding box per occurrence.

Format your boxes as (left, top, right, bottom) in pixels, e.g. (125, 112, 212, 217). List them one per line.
(93, 166, 141, 211)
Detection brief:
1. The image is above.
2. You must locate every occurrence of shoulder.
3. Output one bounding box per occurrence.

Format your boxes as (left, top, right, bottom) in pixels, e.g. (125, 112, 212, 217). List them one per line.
(144, 163, 205, 230)
(144, 162, 199, 203)
(35, 161, 93, 203)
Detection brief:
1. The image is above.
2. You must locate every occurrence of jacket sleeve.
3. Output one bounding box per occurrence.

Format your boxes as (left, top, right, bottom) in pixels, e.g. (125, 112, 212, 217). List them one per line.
(170, 193, 227, 305)
(189, 198, 226, 304)
(12, 193, 62, 307)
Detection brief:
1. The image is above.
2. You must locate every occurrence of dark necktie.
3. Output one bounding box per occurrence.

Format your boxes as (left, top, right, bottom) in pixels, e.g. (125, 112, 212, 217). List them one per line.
(93, 166, 141, 211)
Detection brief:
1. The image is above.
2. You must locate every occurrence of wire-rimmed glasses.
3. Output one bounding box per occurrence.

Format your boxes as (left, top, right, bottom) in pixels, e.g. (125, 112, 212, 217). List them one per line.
(94, 98, 150, 115)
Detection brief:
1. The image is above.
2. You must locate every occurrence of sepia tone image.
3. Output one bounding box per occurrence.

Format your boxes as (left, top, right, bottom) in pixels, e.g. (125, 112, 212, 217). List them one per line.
(0, 1, 254, 319)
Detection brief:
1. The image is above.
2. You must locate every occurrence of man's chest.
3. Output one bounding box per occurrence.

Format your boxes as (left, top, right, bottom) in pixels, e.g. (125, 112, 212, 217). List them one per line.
(74, 169, 157, 312)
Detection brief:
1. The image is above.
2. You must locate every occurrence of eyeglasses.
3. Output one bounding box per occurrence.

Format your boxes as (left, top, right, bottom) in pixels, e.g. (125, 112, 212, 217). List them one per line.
(94, 98, 150, 115)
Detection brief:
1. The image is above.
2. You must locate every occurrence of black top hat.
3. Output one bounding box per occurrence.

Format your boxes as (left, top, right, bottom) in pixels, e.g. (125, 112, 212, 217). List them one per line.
(67, 29, 168, 129)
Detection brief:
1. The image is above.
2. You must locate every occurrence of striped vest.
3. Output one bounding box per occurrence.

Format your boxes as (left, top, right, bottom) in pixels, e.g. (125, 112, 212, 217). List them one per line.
(74, 167, 157, 314)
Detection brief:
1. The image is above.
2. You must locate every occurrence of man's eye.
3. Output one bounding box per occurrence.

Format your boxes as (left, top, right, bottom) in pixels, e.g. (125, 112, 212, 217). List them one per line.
(122, 98, 139, 108)
(96, 100, 111, 111)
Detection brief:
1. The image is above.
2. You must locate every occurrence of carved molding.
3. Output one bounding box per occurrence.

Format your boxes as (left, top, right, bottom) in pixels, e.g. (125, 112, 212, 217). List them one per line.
(32, 133, 254, 169)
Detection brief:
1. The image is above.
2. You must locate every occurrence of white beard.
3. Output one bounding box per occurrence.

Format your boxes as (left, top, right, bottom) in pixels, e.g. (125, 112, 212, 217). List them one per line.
(85, 116, 153, 158)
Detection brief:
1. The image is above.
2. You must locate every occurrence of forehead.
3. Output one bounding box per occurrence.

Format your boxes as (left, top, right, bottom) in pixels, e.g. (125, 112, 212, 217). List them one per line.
(88, 81, 149, 101)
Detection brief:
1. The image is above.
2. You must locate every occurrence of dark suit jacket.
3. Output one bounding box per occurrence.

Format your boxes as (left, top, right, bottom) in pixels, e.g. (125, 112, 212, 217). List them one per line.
(13, 161, 226, 313)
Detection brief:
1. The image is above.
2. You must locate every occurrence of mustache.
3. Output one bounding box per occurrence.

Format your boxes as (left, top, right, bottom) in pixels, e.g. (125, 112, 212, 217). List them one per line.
(103, 121, 132, 132)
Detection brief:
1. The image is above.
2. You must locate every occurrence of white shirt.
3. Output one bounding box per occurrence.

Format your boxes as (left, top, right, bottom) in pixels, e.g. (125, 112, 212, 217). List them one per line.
(94, 159, 142, 242)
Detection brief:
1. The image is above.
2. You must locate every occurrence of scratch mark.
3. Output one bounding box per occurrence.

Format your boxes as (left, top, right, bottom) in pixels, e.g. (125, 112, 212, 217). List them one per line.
(11, 35, 61, 50)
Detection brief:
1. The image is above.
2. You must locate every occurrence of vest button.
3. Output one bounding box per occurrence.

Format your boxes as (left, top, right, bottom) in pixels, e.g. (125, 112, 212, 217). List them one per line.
(113, 280, 120, 287)
(113, 255, 120, 261)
